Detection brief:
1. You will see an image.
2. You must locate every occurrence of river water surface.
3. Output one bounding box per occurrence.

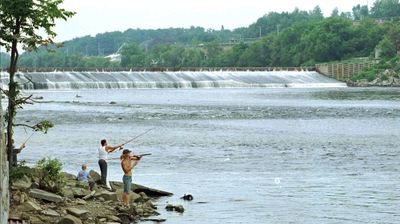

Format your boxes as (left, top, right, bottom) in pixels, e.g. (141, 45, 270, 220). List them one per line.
(12, 88, 400, 223)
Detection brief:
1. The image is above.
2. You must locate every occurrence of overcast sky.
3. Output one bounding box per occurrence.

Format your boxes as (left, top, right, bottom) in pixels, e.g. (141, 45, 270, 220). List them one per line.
(54, 0, 370, 41)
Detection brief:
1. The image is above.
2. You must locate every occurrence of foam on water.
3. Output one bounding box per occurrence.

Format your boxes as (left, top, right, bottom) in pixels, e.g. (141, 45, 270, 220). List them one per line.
(0, 71, 347, 89)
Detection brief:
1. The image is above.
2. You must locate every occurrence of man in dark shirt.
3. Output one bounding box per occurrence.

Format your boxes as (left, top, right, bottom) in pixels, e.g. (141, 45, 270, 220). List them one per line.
(11, 139, 25, 166)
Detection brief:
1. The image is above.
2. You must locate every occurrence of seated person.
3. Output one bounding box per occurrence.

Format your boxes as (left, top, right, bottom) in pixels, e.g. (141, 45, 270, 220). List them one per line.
(77, 164, 95, 191)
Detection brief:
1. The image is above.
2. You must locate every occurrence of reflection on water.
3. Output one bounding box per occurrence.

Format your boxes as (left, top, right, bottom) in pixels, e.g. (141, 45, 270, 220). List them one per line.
(11, 88, 400, 224)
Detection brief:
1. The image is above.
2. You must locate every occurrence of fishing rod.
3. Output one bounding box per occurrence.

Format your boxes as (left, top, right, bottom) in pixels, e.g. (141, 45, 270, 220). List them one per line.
(23, 132, 35, 145)
(120, 128, 154, 147)
(108, 153, 152, 160)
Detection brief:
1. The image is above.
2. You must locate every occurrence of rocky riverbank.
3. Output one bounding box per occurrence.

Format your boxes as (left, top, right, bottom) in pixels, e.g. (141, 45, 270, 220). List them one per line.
(347, 69, 400, 87)
(9, 167, 174, 224)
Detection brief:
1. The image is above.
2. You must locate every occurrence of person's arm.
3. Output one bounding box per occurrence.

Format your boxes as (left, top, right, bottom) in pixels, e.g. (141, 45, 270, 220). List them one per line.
(13, 147, 22, 154)
(105, 144, 123, 153)
(77, 171, 84, 180)
(131, 155, 142, 160)
(12, 143, 26, 154)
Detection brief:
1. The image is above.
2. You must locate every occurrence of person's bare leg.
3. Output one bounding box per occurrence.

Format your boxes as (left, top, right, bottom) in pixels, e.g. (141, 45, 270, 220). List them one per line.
(126, 192, 129, 206)
(123, 193, 128, 206)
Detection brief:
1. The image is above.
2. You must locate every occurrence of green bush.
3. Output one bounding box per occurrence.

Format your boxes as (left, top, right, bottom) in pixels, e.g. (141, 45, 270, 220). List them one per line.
(376, 36, 397, 59)
(36, 158, 65, 193)
(395, 66, 400, 76)
(381, 74, 389, 81)
(376, 61, 390, 70)
(366, 71, 377, 81)
(9, 160, 31, 185)
(352, 68, 377, 82)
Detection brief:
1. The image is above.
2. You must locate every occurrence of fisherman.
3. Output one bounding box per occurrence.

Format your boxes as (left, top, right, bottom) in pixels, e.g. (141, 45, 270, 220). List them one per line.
(98, 139, 123, 187)
(120, 149, 141, 207)
(10, 139, 26, 166)
(77, 164, 95, 191)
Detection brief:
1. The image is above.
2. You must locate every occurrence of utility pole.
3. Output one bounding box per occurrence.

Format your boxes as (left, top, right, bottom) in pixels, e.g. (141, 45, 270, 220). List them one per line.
(259, 27, 262, 39)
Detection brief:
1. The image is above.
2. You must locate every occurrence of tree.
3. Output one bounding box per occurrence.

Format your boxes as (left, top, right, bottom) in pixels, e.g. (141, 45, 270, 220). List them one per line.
(340, 12, 353, 19)
(310, 6, 324, 20)
(0, 0, 74, 167)
(386, 22, 400, 51)
(120, 43, 145, 67)
(352, 4, 369, 20)
(377, 36, 397, 58)
(204, 40, 222, 66)
(370, 0, 400, 18)
(331, 7, 339, 17)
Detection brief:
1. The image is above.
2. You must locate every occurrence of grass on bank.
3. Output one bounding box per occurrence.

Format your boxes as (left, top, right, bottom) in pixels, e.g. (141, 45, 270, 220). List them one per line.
(351, 56, 400, 82)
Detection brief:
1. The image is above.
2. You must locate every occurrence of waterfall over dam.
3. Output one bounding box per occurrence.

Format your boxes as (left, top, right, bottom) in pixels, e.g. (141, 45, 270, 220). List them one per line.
(0, 71, 347, 90)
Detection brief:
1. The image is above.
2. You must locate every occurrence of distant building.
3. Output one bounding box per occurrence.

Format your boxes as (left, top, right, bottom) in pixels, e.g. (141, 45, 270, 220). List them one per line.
(105, 53, 121, 63)
(375, 48, 382, 59)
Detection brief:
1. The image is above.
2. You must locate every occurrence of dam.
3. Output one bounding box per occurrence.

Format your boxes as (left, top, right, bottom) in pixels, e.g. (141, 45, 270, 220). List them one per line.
(0, 71, 347, 90)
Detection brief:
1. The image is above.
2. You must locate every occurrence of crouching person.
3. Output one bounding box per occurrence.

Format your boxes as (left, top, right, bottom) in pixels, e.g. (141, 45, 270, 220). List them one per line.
(77, 164, 95, 191)
(120, 149, 141, 207)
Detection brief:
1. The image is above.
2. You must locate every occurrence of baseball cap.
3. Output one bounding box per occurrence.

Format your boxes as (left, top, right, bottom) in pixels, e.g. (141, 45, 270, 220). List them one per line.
(122, 149, 132, 155)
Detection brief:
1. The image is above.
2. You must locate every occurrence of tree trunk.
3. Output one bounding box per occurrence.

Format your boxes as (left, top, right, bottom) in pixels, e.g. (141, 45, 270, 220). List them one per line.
(0, 93, 8, 224)
(7, 19, 21, 168)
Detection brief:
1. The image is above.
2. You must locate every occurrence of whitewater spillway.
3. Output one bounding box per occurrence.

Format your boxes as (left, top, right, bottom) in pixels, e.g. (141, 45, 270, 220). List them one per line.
(0, 71, 347, 90)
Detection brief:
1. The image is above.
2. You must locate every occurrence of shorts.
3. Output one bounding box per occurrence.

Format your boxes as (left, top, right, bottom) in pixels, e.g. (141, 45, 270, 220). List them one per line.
(123, 175, 132, 193)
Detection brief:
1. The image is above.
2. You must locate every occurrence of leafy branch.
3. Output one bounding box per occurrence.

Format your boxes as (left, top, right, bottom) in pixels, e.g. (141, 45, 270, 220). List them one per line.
(15, 120, 54, 134)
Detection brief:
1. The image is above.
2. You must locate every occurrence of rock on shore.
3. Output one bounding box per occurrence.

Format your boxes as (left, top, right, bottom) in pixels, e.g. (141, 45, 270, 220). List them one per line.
(348, 69, 400, 87)
(9, 169, 171, 224)
(109, 181, 173, 197)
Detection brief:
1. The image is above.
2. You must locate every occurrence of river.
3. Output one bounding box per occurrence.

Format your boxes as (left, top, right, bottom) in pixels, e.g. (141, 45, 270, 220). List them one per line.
(12, 87, 400, 224)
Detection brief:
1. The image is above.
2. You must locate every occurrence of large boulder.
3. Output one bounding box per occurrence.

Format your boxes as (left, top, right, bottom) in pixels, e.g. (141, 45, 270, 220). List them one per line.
(29, 189, 63, 203)
(89, 170, 101, 183)
(58, 214, 82, 224)
(62, 172, 77, 181)
(94, 189, 118, 201)
(165, 204, 184, 213)
(12, 191, 28, 205)
(110, 181, 173, 197)
(62, 188, 74, 198)
(63, 185, 91, 198)
(107, 215, 122, 222)
(67, 207, 89, 220)
(12, 175, 32, 190)
(71, 187, 91, 198)
(42, 209, 60, 217)
(175, 205, 185, 213)
(17, 200, 42, 212)
(115, 189, 140, 202)
(138, 192, 149, 201)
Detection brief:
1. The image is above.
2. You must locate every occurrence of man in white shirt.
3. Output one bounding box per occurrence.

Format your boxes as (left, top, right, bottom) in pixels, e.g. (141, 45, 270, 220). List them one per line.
(98, 139, 123, 187)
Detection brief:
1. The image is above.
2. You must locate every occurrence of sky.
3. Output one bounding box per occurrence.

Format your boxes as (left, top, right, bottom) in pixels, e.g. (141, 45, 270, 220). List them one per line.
(54, 0, 370, 41)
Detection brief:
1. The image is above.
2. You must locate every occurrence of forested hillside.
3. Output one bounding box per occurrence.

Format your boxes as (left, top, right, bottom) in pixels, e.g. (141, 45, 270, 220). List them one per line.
(2, 0, 398, 69)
